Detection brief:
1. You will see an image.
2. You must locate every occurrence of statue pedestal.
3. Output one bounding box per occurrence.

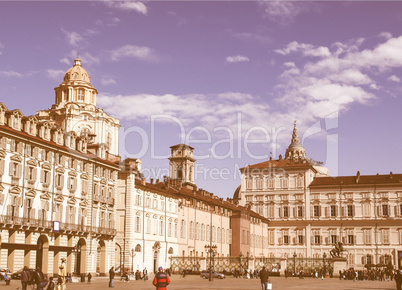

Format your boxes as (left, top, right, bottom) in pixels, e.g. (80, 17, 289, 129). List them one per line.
(332, 257, 347, 278)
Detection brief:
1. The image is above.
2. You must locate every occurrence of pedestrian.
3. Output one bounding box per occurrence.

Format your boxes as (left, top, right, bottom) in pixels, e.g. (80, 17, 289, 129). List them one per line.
(33, 267, 48, 290)
(87, 272, 92, 284)
(47, 277, 55, 290)
(109, 267, 117, 288)
(21, 266, 31, 290)
(152, 266, 170, 290)
(259, 266, 269, 290)
(3, 271, 10, 285)
(58, 258, 66, 290)
(143, 267, 148, 281)
(396, 270, 402, 290)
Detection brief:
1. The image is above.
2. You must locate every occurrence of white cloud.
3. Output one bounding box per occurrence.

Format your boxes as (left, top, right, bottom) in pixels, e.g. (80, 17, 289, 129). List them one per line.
(0, 71, 22, 78)
(226, 55, 250, 63)
(275, 41, 330, 58)
(388, 75, 400, 83)
(379, 32, 392, 39)
(258, 1, 312, 25)
(60, 58, 70, 65)
(62, 29, 83, 47)
(98, 92, 270, 134)
(46, 70, 65, 80)
(101, 78, 117, 86)
(110, 45, 158, 62)
(105, 1, 147, 15)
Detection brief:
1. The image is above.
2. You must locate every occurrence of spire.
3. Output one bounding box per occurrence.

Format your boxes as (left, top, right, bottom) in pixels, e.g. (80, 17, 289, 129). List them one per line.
(74, 56, 82, 67)
(285, 120, 307, 162)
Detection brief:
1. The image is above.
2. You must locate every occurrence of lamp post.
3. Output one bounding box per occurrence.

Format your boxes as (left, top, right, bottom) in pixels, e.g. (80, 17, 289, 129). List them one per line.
(204, 244, 217, 282)
(323, 253, 327, 278)
(293, 252, 297, 276)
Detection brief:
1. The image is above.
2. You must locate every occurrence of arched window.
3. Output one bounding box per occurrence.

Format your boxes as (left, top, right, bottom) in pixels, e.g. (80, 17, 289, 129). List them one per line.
(168, 247, 173, 254)
(135, 244, 141, 252)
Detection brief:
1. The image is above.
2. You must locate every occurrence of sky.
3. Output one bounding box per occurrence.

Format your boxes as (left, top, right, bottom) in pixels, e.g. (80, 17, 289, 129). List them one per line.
(0, 1, 402, 199)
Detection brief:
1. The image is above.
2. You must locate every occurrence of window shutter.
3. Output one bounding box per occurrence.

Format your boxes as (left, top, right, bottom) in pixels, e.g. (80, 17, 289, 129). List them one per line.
(61, 175, 64, 187)
(23, 200, 28, 218)
(311, 236, 314, 245)
(7, 204, 12, 216)
(377, 206, 380, 216)
(354, 235, 357, 245)
(17, 164, 22, 178)
(25, 167, 30, 180)
(31, 208, 36, 219)
(293, 207, 296, 218)
(341, 206, 345, 217)
(0, 137, 6, 149)
(0, 194, 4, 205)
(45, 201, 50, 211)
(279, 207, 282, 218)
(352, 205, 355, 217)
(325, 207, 328, 217)
(74, 178, 77, 191)
(0, 159, 4, 175)
(325, 237, 329, 245)
(310, 205, 313, 218)
(388, 205, 391, 217)
(40, 170, 44, 183)
(292, 237, 296, 244)
(16, 196, 21, 207)
(342, 236, 346, 244)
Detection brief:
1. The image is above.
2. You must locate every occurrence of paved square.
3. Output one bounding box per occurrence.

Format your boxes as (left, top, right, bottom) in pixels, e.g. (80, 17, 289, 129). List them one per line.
(4, 275, 396, 290)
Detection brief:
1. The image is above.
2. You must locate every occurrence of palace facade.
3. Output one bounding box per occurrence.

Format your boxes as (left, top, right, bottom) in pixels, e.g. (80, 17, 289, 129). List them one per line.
(0, 58, 120, 276)
(234, 121, 402, 269)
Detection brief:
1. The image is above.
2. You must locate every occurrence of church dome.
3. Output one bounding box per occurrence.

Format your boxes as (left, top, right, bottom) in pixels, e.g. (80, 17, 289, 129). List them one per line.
(63, 57, 91, 84)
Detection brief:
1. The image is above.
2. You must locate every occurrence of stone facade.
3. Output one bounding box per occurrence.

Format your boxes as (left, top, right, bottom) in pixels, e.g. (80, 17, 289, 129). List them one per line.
(235, 121, 402, 269)
(0, 58, 119, 276)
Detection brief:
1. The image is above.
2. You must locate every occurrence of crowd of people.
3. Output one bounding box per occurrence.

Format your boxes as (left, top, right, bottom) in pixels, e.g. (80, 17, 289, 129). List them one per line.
(339, 268, 401, 282)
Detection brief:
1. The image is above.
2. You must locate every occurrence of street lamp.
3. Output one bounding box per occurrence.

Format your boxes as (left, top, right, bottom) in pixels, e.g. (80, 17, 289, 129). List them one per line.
(204, 244, 217, 281)
(72, 244, 81, 275)
(323, 253, 327, 278)
(293, 252, 297, 276)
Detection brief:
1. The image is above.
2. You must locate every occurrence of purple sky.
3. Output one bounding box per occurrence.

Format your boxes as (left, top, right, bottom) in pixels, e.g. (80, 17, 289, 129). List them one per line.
(0, 1, 401, 199)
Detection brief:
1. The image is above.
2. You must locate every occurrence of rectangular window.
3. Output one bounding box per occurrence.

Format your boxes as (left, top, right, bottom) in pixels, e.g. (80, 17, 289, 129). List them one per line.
(347, 205, 354, 217)
(298, 235, 304, 244)
(168, 222, 172, 237)
(363, 229, 371, 245)
(283, 235, 289, 244)
(331, 235, 337, 244)
(146, 219, 151, 234)
(297, 206, 303, 218)
(382, 204, 389, 216)
(135, 195, 141, 206)
(268, 230, 275, 245)
(313, 205, 320, 217)
(330, 205, 336, 217)
(382, 229, 390, 244)
(174, 223, 178, 238)
(135, 217, 141, 233)
(159, 221, 164, 236)
(283, 206, 289, 218)
(153, 219, 158, 235)
(314, 235, 321, 244)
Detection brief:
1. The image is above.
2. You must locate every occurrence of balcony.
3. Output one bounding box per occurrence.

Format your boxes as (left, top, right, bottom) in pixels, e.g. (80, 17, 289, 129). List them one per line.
(26, 180, 35, 189)
(11, 177, 20, 186)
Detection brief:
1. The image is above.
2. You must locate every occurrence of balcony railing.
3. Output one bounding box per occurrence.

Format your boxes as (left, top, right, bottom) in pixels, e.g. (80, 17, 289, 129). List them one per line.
(0, 214, 116, 237)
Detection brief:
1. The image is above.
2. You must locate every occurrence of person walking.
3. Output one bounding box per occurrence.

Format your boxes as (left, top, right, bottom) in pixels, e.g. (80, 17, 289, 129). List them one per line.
(109, 267, 117, 288)
(58, 258, 66, 290)
(47, 277, 55, 290)
(259, 266, 270, 290)
(143, 267, 148, 281)
(152, 267, 170, 290)
(33, 267, 48, 290)
(87, 272, 92, 284)
(396, 270, 402, 290)
(21, 266, 31, 290)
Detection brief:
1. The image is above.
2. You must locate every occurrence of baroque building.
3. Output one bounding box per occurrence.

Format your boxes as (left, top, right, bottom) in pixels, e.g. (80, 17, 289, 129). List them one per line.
(0, 58, 119, 276)
(116, 144, 269, 273)
(234, 121, 402, 270)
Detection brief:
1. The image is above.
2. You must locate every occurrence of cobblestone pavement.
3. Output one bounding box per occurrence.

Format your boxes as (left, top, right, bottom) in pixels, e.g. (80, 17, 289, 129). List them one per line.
(1, 275, 397, 290)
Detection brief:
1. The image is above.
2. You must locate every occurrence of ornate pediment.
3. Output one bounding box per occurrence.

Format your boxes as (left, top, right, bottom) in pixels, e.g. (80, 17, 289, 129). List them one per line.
(136, 210, 141, 216)
(25, 190, 36, 198)
(42, 163, 52, 170)
(67, 197, 77, 205)
(145, 212, 150, 217)
(27, 159, 38, 166)
(40, 192, 51, 200)
(81, 173, 88, 180)
(10, 155, 23, 163)
(0, 183, 4, 192)
(56, 166, 65, 173)
(100, 178, 107, 185)
(0, 149, 6, 158)
(54, 194, 64, 202)
(100, 204, 107, 210)
(79, 199, 89, 207)
(68, 170, 77, 177)
(9, 186, 21, 195)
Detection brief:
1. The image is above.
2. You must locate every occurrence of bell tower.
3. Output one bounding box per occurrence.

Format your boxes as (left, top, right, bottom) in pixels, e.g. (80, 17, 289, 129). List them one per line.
(169, 144, 195, 185)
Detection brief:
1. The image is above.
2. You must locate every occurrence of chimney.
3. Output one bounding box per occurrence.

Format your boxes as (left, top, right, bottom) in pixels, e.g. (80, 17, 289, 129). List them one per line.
(141, 178, 146, 185)
(390, 171, 393, 179)
(150, 178, 154, 184)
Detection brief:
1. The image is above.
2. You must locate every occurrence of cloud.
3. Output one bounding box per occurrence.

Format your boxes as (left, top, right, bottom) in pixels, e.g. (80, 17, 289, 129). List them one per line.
(226, 55, 250, 63)
(379, 32, 392, 39)
(101, 78, 117, 86)
(46, 69, 65, 80)
(98, 92, 270, 134)
(0, 42, 4, 55)
(109, 44, 158, 62)
(258, 1, 312, 25)
(388, 75, 400, 83)
(275, 41, 330, 57)
(105, 1, 147, 15)
(60, 58, 70, 65)
(0, 71, 22, 78)
(62, 29, 83, 47)
(274, 36, 402, 123)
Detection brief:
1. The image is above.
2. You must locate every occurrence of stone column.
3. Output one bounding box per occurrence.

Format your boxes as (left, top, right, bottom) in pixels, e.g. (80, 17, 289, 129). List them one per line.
(25, 231, 33, 267)
(53, 234, 60, 276)
(8, 230, 16, 272)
